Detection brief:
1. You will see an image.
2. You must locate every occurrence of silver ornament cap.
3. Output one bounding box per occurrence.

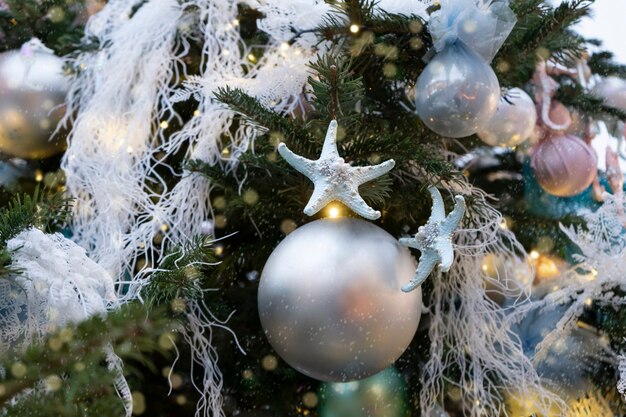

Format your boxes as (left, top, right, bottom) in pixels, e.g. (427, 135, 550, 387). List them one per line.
(258, 218, 422, 382)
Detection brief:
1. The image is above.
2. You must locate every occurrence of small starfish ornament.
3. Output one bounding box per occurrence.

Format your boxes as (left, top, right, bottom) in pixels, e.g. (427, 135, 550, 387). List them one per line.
(399, 186, 465, 292)
(277, 120, 395, 220)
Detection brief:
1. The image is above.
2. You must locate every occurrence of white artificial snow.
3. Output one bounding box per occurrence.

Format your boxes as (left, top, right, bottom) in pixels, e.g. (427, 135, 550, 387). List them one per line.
(528, 194, 626, 363)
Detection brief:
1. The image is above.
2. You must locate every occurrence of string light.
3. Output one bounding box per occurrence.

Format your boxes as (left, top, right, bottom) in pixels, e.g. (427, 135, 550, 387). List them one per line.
(326, 203, 343, 218)
(159, 120, 169, 129)
(349, 24, 360, 34)
(529, 250, 539, 260)
(34, 169, 43, 182)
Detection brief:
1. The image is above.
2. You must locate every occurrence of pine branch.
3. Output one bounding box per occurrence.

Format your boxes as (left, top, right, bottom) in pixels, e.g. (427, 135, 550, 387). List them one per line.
(0, 187, 72, 247)
(588, 51, 626, 78)
(556, 84, 626, 121)
(214, 86, 318, 154)
(497, 0, 592, 85)
(0, 303, 176, 415)
(143, 236, 218, 306)
(307, 54, 364, 126)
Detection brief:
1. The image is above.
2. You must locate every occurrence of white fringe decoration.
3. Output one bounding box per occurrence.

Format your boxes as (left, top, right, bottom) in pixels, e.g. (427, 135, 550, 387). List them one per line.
(418, 182, 565, 417)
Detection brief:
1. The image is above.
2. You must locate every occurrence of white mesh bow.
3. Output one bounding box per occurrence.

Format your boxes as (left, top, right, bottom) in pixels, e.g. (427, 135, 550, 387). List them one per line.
(428, 0, 516, 62)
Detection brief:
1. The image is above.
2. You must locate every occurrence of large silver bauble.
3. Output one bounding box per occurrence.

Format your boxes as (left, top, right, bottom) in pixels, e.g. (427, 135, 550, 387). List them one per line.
(477, 88, 537, 147)
(258, 218, 422, 382)
(0, 49, 67, 159)
(415, 42, 500, 138)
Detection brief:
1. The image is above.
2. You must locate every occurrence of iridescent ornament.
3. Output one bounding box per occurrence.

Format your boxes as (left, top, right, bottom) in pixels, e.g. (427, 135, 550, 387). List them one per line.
(508, 304, 610, 416)
(414, 0, 515, 138)
(258, 218, 421, 382)
(414, 42, 500, 138)
(477, 88, 537, 147)
(0, 40, 67, 159)
(318, 367, 408, 417)
(530, 135, 597, 197)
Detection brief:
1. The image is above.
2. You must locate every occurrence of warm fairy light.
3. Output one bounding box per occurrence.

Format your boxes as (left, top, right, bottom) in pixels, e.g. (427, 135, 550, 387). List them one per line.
(159, 120, 169, 129)
(584, 298, 593, 306)
(349, 24, 360, 34)
(193, 109, 201, 117)
(326, 204, 342, 218)
(247, 53, 257, 62)
(160, 224, 169, 232)
(261, 354, 278, 371)
(530, 253, 563, 282)
(34, 169, 43, 182)
(232, 18, 240, 26)
(280, 42, 289, 51)
(500, 218, 508, 230)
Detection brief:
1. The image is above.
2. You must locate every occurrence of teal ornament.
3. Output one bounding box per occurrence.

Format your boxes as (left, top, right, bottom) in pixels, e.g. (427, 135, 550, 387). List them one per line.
(318, 367, 408, 417)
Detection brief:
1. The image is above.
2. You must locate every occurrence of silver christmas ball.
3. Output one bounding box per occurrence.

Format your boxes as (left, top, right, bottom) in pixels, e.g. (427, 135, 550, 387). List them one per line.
(258, 218, 422, 382)
(0, 48, 68, 159)
(477, 88, 537, 147)
(414, 42, 500, 138)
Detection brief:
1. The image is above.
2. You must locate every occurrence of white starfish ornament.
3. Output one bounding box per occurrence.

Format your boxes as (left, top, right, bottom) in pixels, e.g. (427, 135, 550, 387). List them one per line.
(399, 186, 465, 292)
(277, 120, 395, 220)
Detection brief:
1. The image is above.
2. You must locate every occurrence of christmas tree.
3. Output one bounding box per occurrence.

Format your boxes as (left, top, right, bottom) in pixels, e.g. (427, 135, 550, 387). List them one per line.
(1, 0, 626, 416)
